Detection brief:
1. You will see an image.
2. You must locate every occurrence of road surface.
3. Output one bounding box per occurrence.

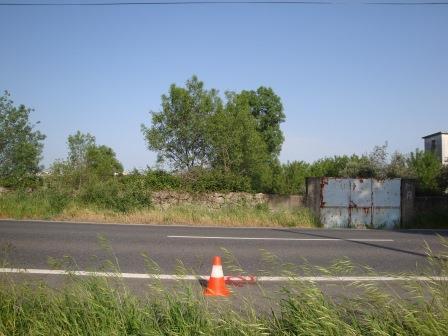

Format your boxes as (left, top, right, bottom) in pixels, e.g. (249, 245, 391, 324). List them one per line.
(0, 220, 446, 277)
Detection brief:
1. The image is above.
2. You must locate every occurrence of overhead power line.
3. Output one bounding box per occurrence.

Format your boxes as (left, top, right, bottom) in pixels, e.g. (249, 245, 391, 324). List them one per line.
(367, 1, 448, 4)
(1, 1, 330, 5)
(0, 1, 448, 6)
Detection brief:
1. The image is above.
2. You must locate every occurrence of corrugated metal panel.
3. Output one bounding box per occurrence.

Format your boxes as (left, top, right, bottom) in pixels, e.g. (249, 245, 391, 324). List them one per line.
(321, 178, 350, 207)
(319, 177, 401, 229)
(351, 207, 372, 228)
(372, 179, 400, 207)
(372, 208, 400, 229)
(320, 178, 350, 228)
(320, 208, 350, 228)
(350, 179, 372, 207)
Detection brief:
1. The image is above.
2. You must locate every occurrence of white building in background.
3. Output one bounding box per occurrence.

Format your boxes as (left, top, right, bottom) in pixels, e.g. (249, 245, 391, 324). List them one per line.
(422, 132, 448, 165)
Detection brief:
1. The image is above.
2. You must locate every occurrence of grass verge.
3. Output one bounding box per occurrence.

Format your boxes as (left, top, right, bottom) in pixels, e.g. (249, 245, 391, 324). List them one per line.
(56, 204, 319, 227)
(0, 191, 319, 227)
(0, 239, 447, 335)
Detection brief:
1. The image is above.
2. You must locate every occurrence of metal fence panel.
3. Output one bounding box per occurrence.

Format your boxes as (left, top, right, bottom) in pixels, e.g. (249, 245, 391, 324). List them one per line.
(372, 208, 400, 229)
(350, 179, 372, 207)
(321, 178, 350, 207)
(351, 208, 372, 228)
(321, 208, 350, 228)
(372, 179, 401, 207)
(319, 177, 401, 229)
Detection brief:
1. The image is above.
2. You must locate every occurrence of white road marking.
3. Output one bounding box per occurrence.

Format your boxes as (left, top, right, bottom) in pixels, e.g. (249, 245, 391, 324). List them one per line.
(1, 268, 446, 282)
(167, 235, 394, 242)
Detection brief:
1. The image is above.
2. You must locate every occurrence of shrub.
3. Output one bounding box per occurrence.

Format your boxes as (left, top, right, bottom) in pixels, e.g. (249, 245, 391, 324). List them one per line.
(45, 188, 71, 214)
(142, 169, 182, 190)
(79, 178, 151, 213)
(409, 150, 443, 195)
(180, 168, 252, 193)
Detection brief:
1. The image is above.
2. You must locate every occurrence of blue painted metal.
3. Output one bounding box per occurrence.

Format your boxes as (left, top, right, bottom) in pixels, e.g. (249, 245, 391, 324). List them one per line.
(320, 178, 401, 229)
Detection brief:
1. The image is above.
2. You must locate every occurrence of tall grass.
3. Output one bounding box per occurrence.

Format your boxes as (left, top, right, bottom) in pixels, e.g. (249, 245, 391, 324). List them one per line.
(1, 239, 447, 335)
(0, 190, 69, 219)
(57, 204, 319, 227)
(0, 191, 319, 227)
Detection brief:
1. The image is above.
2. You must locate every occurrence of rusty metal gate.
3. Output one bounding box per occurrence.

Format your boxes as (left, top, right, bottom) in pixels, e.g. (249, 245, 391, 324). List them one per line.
(320, 178, 401, 229)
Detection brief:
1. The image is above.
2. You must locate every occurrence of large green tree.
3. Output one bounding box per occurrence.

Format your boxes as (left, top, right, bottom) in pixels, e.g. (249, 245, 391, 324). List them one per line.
(0, 92, 46, 187)
(142, 76, 222, 170)
(208, 93, 272, 190)
(141, 77, 287, 192)
(237, 87, 285, 158)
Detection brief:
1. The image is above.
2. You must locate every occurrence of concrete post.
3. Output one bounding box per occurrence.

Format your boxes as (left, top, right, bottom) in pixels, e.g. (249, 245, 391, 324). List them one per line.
(401, 179, 416, 227)
(306, 177, 321, 219)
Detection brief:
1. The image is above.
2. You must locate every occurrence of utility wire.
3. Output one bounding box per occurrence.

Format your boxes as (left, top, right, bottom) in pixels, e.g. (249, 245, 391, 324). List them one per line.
(2, 1, 331, 5)
(366, 1, 448, 4)
(0, 1, 448, 6)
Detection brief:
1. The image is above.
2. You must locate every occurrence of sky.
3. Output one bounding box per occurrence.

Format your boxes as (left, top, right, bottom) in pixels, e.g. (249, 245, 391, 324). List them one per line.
(0, 1, 447, 170)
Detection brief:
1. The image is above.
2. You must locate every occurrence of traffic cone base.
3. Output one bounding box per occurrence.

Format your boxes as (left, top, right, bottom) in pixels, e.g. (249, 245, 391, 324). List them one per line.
(204, 277, 230, 296)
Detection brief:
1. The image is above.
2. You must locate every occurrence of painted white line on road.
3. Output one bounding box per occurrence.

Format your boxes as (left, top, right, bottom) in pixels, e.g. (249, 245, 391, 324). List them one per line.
(167, 235, 394, 242)
(0, 268, 202, 280)
(2, 268, 445, 282)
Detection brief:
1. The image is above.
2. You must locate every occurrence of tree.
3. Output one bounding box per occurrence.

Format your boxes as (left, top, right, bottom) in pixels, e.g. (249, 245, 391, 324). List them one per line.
(0, 91, 46, 187)
(310, 155, 352, 177)
(50, 131, 123, 190)
(271, 160, 310, 194)
(237, 87, 285, 158)
(386, 151, 411, 178)
(408, 149, 442, 194)
(67, 131, 96, 169)
(339, 155, 376, 178)
(142, 76, 222, 170)
(207, 92, 272, 191)
(86, 145, 123, 179)
(368, 142, 389, 178)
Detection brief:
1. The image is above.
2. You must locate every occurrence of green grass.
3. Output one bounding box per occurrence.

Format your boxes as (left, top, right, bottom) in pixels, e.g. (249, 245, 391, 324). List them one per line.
(0, 191, 319, 227)
(1, 239, 448, 335)
(0, 190, 69, 219)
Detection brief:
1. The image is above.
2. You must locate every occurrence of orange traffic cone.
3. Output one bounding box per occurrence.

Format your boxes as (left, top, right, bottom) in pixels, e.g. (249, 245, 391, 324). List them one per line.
(204, 256, 230, 297)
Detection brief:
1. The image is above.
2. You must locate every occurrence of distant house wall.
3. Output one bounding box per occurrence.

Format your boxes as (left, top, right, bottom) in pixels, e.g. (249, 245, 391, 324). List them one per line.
(443, 134, 448, 164)
(423, 133, 448, 165)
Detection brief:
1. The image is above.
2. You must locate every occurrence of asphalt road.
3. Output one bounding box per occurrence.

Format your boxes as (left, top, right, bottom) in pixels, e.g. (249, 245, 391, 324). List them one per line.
(0, 220, 447, 276)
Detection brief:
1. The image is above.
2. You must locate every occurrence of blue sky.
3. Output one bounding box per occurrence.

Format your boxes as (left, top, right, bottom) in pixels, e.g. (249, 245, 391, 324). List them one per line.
(1, 2, 447, 170)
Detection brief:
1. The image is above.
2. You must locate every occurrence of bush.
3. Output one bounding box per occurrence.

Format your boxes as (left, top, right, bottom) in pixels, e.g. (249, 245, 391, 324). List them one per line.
(46, 188, 71, 214)
(79, 178, 151, 213)
(408, 150, 442, 195)
(179, 168, 252, 193)
(271, 161, 310, 195)
(142, 169, 182, 190)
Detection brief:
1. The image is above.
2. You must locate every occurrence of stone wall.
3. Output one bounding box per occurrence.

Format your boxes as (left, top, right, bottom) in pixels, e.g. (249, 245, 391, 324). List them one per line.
(151, 190, 304, 210)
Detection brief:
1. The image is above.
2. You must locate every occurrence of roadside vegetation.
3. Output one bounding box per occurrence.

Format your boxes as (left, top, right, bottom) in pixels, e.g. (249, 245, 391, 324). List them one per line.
(0, 239, 447, 335)
(1, 80, 448, 227)
(0, 191, 318, 227)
